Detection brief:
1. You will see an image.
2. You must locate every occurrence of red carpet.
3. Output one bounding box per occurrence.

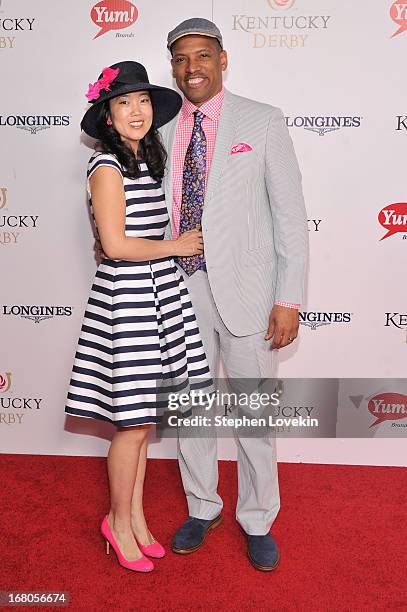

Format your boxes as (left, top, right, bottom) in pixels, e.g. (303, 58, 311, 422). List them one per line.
(1, 455, 406, 611)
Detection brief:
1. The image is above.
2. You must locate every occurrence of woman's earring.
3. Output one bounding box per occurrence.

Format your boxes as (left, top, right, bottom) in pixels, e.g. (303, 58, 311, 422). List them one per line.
(107, 118, 112, 126)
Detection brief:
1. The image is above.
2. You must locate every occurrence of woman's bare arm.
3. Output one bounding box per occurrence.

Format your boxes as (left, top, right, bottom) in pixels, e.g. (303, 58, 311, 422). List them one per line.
(90, 166, 203, 261)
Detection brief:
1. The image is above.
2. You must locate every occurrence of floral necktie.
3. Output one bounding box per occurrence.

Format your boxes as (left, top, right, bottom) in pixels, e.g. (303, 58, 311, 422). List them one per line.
(176, 110, 206, 276)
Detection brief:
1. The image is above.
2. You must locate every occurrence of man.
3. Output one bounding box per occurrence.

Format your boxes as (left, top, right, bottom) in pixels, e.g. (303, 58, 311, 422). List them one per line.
(160, 17, 308, 571)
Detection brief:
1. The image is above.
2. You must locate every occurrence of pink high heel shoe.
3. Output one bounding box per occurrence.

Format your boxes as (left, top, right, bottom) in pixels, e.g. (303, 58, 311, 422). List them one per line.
(101, 517, 154, 572)
(137, 539, 166, 559)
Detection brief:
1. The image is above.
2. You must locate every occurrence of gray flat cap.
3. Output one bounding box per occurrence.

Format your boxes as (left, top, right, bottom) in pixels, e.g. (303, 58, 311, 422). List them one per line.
(167, 17, 223, 51)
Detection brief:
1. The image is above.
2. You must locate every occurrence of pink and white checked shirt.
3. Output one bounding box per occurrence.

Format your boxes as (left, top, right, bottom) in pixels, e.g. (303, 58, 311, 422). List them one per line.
(172, 87, 225, 239)
(171, 88, 299, 310)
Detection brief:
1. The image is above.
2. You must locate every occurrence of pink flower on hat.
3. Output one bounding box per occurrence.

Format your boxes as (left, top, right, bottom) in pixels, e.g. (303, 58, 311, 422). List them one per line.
(85, 67, 120, 101)
(98, 66, 120, 89)
(86, 81, 102, 101)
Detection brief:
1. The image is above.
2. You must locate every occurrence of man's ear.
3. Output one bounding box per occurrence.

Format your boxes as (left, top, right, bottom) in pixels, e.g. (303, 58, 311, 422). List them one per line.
(220, 50, 228, 72)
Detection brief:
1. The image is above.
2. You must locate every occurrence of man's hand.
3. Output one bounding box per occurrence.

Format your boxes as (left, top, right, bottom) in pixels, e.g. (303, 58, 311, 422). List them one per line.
(265, 305, 299, 350)
(94, 237, 106, 264)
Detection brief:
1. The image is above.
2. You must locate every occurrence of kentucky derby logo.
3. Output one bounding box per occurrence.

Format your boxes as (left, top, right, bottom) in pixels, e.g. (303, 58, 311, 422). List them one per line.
(385, 313, 407, 330)
(91, 0, 138, 39)
(378, 203, 407, 240)
(232, 1, 331, 50)
(385, 312, 407, 344)
(0, 16, 35, 30)
(300, 311, 352, 330)
(0, 372, 12, 393)
(285, 115, 362, 136)
(368, 393, 407, 427)
(390, 1, 407, 37)
(0, 187, 7, 209)
(0, 13, 35, 48)
(0, 372, 43, 425)
(268, 0, 296, 9)
(308, 219, 322, 232)
(0, 188, 39, 247)
(396, 116, 407, 131)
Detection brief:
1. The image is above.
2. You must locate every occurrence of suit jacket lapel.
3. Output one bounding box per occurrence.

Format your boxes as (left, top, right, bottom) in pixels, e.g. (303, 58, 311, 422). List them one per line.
(205, 89, 237, 206)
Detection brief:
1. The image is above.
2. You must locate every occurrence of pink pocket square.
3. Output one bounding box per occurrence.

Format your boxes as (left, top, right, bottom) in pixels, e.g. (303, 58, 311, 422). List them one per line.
(230, 142, 253, 155)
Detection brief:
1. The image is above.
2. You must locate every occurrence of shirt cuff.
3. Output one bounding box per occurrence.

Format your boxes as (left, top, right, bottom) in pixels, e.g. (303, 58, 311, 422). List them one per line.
(274, 301, 300, 309)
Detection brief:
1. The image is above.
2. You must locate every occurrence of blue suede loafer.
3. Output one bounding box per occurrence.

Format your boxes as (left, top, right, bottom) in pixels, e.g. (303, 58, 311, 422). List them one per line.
(172, 514, 223, 554)
(247, 533, 280, 571)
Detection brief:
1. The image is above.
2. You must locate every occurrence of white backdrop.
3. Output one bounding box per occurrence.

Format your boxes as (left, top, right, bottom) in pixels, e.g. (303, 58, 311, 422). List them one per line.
(1, 0, 406, 466)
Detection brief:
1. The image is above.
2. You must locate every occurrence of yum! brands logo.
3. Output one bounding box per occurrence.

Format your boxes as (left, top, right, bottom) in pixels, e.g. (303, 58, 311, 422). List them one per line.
(91, 0, 138, 39)
(378, 203, 407, 240)
(368, 393, 407, 428)
(390, 1, 407, 38)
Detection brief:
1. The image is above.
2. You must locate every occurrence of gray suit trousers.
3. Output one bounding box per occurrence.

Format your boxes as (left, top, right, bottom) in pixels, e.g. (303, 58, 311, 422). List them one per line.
(177, 270, 280, 535)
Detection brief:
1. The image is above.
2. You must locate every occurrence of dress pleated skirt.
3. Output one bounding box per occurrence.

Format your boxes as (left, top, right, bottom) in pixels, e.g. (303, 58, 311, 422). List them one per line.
(65, 257, 212, 427)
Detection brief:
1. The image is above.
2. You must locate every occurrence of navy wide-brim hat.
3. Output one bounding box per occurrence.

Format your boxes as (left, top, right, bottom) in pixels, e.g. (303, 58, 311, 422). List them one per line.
(81, 61, 182, 139)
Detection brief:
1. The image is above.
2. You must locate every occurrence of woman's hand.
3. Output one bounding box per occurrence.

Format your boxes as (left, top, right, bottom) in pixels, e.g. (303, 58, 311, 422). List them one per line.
(174, 228, 204, 257)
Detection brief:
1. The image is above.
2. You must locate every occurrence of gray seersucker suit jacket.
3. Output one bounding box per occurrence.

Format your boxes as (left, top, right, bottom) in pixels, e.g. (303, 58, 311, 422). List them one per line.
(160, 88, 308, 337)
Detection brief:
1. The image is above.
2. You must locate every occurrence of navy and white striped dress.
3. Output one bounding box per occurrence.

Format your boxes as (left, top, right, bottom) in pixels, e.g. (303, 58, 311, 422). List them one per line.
(65, 152, 211, 427)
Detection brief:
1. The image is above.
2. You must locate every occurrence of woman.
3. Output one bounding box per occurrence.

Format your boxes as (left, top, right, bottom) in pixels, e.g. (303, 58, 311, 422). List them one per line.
(66, 62, 212, 573)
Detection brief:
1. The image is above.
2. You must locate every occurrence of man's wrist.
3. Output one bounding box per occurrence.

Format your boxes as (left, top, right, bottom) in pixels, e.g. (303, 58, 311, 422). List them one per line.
(167, 239, 178, 257)
(274, 301, 300, 310)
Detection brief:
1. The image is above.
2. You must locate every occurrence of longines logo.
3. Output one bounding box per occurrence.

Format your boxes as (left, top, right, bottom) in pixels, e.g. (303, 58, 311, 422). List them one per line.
(378, 203, 407, 240)
(396, 116, 407, 130)
(91, 0, 138, 39)
(385, 312, 407, 343)
(285, 116, 362, 136)
(299, 311, 352, 330)
(0, 187, 39, 246)
(2, 305, 73, 323)
(0, 7, 35, 49)
(0, 371, 43, 425)
(0, 115, 71, 134)
(232, 0, 331, 49)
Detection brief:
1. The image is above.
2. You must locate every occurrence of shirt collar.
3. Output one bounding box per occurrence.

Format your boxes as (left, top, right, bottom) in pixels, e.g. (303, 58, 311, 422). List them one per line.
(180, 87, 225, 123)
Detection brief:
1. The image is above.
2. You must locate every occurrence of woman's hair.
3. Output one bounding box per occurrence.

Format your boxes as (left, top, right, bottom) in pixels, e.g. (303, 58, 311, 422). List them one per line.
(95, 99, 167, 181)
